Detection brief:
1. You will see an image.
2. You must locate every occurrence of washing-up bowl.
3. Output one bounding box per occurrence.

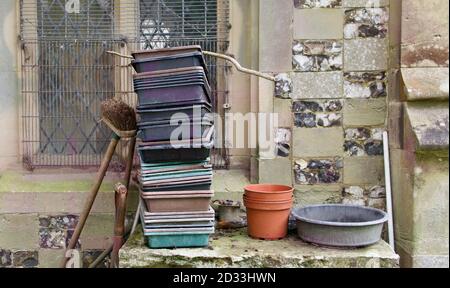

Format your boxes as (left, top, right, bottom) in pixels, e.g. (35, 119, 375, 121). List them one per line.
(292, 205, 388, 248)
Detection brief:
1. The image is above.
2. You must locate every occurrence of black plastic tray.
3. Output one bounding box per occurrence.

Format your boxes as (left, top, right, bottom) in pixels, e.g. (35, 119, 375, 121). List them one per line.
(134, 80, 208, 91)
(131, 52, 208, 75)
(137, 104, 212, 123)
(134, 77, 206, 88)
(138, 139, 214, 163)
(136, 83, 212, 106)
(138, 118, 214, 143)
(133, 73, 206, 85)
(138, 99, 212, 110)
(132, 46, 202, 61)
(133, 73, 207, 86)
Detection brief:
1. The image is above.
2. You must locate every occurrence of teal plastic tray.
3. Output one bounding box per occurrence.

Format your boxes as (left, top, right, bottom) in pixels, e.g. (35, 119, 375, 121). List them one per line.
(145, 233, 211, 248)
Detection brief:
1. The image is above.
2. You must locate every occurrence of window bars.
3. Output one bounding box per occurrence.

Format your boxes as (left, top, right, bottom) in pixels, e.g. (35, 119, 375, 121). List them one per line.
(20, 0, 230, 169)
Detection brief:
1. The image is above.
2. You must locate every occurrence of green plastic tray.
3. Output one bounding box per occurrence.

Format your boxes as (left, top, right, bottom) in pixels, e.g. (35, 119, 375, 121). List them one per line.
(145, 232, 211, 248)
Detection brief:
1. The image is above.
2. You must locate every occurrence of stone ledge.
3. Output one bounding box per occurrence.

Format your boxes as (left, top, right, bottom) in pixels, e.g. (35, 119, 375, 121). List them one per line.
(119, 228, 399, 268)
(405, 102, 449, 150)
(0, 170, 249, 214)
(401, 68, 449, 101)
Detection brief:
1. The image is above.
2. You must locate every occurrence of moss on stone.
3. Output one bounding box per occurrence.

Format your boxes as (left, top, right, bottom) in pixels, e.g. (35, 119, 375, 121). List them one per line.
(0, 171, 126, 193)
(119, 227, 399, 268)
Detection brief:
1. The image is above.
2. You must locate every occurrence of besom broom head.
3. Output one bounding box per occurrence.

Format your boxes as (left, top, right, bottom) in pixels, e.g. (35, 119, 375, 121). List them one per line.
(101, 98, 137, 132)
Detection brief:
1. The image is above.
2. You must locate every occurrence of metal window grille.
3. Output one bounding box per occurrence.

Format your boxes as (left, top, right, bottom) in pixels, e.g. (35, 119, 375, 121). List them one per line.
(20, 0, 230, 169)
(138, 0, 230, 169)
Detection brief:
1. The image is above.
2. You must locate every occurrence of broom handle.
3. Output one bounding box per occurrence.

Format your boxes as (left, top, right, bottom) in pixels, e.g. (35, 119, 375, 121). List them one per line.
(110, 183, 128, 268)
(124, 137, 136, 189)
(106, 50, 276, 82)
(61, 134, 120, 268)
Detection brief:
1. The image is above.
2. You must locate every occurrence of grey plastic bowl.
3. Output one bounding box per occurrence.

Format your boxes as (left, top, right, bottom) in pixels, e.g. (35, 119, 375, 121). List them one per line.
(292, 205, 388, 248)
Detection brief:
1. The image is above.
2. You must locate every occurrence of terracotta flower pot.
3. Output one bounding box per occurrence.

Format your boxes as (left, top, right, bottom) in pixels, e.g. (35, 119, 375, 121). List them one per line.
(244, 198, 293, 240)
(244, 184, 294, 202)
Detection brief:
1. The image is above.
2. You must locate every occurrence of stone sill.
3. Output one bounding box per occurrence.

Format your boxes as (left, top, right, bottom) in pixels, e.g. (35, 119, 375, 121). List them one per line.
(405, 102, 449, 151)
(401, 68, 449, 101)
(119, 228, 399, 268)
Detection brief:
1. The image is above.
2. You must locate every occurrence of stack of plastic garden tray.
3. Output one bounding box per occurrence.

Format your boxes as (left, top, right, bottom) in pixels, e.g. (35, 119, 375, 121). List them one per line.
(132, 45, 215, 249)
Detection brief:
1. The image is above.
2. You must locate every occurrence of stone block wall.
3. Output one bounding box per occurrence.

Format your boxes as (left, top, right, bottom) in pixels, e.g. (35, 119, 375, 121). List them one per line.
(260, 0, 391, 211)
(0, 170, 140, 268)
(0, 213, 115, 268)
(390, 0, 449, 268)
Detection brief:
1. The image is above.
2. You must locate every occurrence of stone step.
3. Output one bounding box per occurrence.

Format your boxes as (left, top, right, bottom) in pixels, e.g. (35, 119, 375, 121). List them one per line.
(119, 228, 399, 268)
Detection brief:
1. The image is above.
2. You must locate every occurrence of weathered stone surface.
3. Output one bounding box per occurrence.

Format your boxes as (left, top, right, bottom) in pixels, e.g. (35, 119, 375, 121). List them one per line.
(259, 158, 293, 186)
(344, 71, 387, 98)
(65, 230, 81, 250)
(293, 41, 343, 72)
(294, 185, 343, 206)
(275, 73, 293, 99)
(344, 157, 385, 185)
(38, 215, 81, 250)
(369, 185, 386, 198)
(294, 112, 342, 128)
(120, 228, 399, 268)
(410, 153, 448, 258)
(38, 249, 66, 268)
(345, 128, 384, 156)
(0, 171, 139, 214)
(344, 38, 388, 71)
(0, 190, 138, 215)
(39, 215, 79, 230)
(260, 0, 293, 72)
(0, 249, 12, 267)
(294, 9, 344, 40)
(275, 128, 292, 158)
(258, 77, 275, 114)
(83, 250, 110, 268)
(212, 170, 250, 195)
(0, 214, 39, 250)
(410, 255, 449, 269)
(401, 0, 449, 67)
(367, 197, 386, 210)
(344, 186, 365, 197)
(291, 72, 343, 99)
(274, 98, 293, 128)
(342, 185, 386, 209)
(295, 0, 342, 8)
(401, 68, 449, 101)
(293, 100, 343, 128)
(392, 149, 449, 268)
(405, 102, 449, 150)
(293, 128, 344, 157)
(342, 197, 366, 206)
(343, 99, 386, 127)
(344, 8, 388, 39)
(343, 0, 389, 7)
(39, 228, 66, 249)
(294, 158, 343, 185)
(80, 214, 114, 250)
(12, 251, 39, 268)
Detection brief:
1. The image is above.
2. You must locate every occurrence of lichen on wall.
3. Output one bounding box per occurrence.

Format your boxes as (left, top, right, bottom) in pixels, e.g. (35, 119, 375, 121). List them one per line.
(401, 0, 449, 67)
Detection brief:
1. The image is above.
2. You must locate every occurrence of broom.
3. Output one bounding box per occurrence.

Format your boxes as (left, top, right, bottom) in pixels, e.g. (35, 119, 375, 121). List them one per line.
(61, 98, 137, 268)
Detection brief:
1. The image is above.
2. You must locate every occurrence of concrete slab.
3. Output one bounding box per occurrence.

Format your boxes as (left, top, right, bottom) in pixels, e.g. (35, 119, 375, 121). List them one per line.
(120, 228, 399, 268)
